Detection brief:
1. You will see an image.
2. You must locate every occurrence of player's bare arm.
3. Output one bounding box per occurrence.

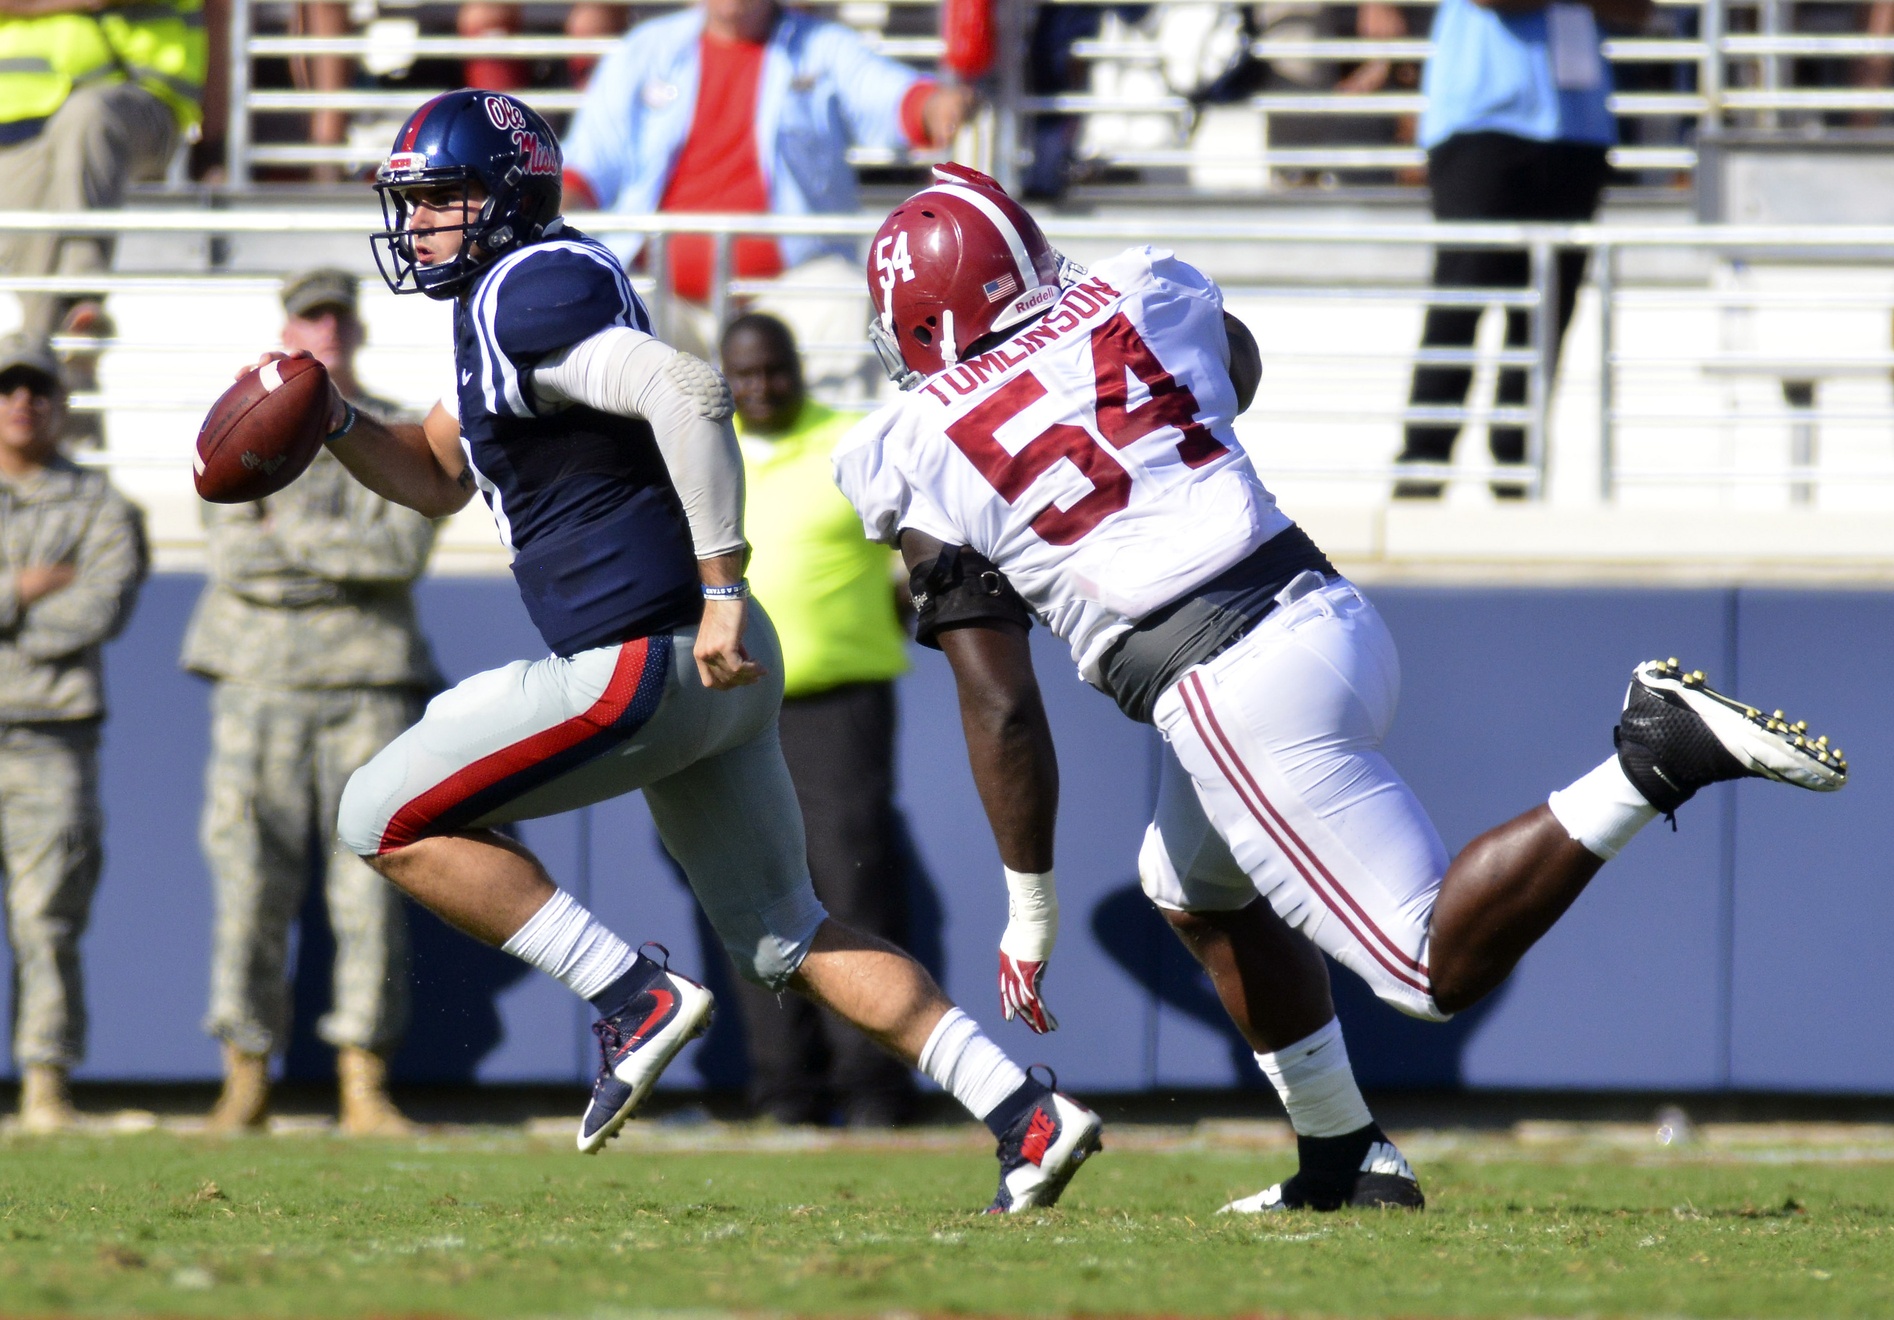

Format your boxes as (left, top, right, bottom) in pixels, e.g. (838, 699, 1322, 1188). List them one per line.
(327, 398, 473, 518)
(900, 528, 1063, 1033)
(903, 532, 1058, 871)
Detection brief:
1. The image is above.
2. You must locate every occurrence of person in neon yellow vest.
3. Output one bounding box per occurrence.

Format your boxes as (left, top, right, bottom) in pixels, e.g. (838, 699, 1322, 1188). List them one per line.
(0, 0, 206, 341)
(719, 311, 919, 1126)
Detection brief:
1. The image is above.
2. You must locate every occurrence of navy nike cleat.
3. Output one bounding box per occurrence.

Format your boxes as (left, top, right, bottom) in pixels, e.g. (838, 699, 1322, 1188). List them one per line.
(985, 1073, 1103, 1214)
(1616, 658, 1847, 816)
(1219, 1135, 1424, 1213)
(576, 957, 714, 1154)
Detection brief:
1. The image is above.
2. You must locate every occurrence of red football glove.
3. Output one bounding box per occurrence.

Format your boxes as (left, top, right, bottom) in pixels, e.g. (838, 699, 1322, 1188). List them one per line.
(998, 951, 1058, 1034)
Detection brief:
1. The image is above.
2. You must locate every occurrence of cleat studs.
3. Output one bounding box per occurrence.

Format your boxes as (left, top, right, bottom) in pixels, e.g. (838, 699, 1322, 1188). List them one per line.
(1793, 720, 1807, 733)
(1666, 657, 1680, 669)
(1816, 735, 1829, 746)
(1773, 710, 1786, 721)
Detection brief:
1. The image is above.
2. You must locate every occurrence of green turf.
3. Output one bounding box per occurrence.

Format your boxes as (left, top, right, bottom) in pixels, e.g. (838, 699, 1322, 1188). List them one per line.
(2, 1128, 1891, 1317)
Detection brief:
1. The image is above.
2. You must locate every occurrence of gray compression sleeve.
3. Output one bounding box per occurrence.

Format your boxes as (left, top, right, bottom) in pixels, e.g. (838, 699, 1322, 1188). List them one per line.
(531, 326, 746, 560)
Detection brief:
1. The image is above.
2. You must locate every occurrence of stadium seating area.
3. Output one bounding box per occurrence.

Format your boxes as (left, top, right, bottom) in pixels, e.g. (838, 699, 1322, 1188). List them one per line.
(4, 0, 1891, 573)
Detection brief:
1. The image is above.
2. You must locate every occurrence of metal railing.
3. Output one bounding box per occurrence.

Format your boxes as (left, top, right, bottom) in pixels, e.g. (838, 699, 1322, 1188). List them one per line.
(10, 207, 1894, 513)
(224, 0, 1894, 191)
(231, 0, 1894, 194)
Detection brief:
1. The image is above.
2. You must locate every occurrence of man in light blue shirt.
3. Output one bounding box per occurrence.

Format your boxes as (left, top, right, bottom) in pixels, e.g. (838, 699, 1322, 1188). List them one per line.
(1397, 0, 1651, 498)
(561, 0, 970, 285)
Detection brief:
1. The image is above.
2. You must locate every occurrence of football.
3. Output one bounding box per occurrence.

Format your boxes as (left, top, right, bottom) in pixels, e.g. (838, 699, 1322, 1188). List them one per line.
(193, 355, 333, 504)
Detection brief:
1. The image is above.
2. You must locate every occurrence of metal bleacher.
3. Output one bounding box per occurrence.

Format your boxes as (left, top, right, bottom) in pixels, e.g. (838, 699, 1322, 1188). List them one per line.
(8, 1, 1894, 579)
(224, 0, 1894, 193)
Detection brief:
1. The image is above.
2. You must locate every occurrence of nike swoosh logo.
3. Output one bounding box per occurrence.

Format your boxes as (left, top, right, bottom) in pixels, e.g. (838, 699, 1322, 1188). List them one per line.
(461, 369, 473, 385)
(612, 987, 676, 1061)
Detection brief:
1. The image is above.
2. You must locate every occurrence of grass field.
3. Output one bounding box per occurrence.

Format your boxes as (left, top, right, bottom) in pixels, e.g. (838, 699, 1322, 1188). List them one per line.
(3, 1120, 1892, 1317)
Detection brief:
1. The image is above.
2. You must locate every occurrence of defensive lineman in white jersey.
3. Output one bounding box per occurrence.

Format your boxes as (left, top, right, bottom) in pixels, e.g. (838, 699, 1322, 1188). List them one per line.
(836, 165, 1848, 1212)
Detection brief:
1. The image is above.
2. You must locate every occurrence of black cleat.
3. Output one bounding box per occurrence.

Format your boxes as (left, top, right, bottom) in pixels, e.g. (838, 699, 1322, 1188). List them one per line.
(1615, 658, 1847, 815)
(1220, 1128, 1425, 1214)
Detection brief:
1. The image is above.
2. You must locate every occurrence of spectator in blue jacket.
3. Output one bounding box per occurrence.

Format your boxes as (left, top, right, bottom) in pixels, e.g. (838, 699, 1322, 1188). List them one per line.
(563, 0, 973, 369)
(1395, 0, 1651, 499)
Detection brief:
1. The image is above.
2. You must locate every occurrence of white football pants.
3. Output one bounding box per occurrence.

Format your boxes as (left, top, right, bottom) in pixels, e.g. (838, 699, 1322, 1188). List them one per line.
(1139, 577, 1452, 1020)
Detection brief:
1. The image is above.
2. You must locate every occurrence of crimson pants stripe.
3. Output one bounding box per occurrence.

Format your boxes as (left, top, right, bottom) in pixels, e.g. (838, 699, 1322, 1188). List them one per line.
(377, 636, 666, 854)
(1180, 672, 1431, 996)
(1183, 672, 1426, 975)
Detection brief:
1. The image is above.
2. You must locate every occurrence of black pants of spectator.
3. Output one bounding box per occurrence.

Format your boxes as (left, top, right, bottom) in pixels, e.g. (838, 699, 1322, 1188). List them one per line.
(1398, 132, 1610, 498)
(730, 680, 916, 1127)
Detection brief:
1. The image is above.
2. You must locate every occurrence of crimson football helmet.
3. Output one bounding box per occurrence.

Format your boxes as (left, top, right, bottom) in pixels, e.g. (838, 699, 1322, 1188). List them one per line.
(868, 164, 1069, 388)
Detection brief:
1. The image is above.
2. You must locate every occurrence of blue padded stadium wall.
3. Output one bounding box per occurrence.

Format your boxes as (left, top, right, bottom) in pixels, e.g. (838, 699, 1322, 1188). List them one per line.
(18, 575, 1891, 1094)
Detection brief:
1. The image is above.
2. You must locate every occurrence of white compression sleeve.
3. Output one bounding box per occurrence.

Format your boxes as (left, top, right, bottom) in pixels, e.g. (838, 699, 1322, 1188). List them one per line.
(918, 1007, 1028, 1122)
(531, 326, 746, 560)
(500, 889, 636, 1002)
(1254, 1017, 1374, 1139)
(1547, 756, 1659, 860)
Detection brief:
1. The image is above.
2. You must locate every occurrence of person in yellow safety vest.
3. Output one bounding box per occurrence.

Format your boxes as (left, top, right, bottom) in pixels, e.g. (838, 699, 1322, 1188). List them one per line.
(718, 310, 922, 1128)
(0, 0, 206, 345)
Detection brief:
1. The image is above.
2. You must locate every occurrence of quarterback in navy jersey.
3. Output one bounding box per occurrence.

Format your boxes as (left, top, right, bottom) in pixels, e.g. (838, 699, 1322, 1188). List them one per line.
(243, 91, 1102, 1207)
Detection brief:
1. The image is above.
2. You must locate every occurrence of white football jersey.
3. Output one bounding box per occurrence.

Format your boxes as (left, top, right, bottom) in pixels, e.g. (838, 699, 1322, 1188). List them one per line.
(834, 246, 1292, 683)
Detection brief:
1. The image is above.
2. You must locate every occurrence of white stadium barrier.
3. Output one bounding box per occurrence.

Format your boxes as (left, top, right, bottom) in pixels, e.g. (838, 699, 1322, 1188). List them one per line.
(8, 207, 1894, 579)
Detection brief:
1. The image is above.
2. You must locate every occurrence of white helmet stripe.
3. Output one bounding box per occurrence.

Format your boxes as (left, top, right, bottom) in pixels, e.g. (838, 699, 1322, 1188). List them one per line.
(931, 184, 1038, 290)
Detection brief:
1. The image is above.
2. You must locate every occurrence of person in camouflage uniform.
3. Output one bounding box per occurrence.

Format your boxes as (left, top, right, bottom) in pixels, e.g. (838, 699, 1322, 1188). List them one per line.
(183, 269, 441, 1136)
(0, 334, 146, 1132)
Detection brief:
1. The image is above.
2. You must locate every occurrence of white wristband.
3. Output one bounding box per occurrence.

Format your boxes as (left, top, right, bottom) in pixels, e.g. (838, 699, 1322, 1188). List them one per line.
(999, 866, 1058, 962)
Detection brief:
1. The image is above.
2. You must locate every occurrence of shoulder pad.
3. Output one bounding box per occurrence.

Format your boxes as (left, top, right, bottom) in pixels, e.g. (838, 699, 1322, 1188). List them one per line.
(489, 246, 631, 360)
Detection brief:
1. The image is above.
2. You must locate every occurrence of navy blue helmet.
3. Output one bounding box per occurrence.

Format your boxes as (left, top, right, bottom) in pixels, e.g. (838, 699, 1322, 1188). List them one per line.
(371, 90, 564, 298)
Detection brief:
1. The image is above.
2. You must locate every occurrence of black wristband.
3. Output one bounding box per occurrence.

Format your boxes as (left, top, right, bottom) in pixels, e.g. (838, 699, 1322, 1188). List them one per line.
(324, 402, 359, 444)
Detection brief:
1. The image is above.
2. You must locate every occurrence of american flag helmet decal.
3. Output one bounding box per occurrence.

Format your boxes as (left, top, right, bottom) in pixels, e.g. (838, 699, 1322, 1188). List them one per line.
(982, 273, 1019, 303)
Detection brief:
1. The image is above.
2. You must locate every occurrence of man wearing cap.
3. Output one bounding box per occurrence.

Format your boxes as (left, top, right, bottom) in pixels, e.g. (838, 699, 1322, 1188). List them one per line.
(182, 269, 440, 1136)
(0, 334, 146, 1131)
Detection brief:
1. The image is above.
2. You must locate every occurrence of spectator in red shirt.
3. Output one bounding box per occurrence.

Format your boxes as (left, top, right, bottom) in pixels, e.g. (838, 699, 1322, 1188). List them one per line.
(563, 0, 973, 380)
(458, 1, 623, 94)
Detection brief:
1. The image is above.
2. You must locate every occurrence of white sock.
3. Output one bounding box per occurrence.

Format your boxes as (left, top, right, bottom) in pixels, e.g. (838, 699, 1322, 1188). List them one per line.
(1255, 1018, 1373, 1138)
(1547, 756, 1660, 861)
(500, 890, 636, 1002)
(918, 1007, 1028, 1123)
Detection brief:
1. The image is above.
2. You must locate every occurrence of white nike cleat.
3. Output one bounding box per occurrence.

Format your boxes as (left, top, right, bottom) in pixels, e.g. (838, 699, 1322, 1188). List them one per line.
(1616, 658, 1847, 815)
(986, 1083, 1103, 1214)
(576, 960, 714, 1154)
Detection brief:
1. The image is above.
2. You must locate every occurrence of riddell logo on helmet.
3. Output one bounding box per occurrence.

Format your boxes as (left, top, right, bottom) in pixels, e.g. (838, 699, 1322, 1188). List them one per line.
(1005, 285, 1057, 319)
(512, 129, 558, 176)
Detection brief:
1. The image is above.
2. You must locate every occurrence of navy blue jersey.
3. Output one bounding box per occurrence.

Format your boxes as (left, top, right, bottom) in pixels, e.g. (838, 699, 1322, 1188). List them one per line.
(454, 224, 701, 656)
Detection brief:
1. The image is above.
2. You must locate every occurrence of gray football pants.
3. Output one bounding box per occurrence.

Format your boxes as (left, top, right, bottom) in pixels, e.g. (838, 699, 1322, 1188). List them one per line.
(337, 610, 829, 991)
(201, 683, 418, 1058)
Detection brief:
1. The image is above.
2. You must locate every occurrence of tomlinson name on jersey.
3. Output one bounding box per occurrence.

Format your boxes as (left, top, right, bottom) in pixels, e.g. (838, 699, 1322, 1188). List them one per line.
(918, 276, 1123, 405)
